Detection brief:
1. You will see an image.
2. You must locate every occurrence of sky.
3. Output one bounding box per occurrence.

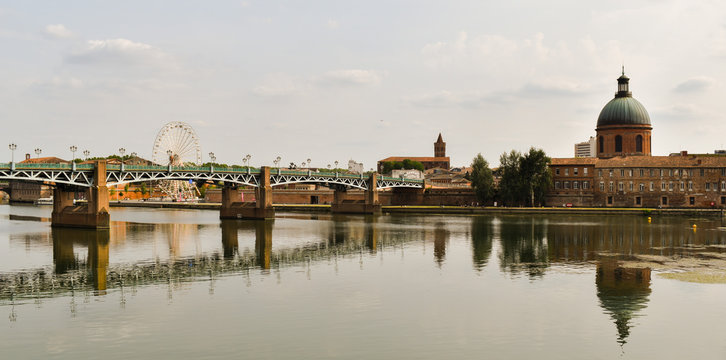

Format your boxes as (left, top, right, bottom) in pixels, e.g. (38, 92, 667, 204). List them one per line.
(2, 0, 726, 168)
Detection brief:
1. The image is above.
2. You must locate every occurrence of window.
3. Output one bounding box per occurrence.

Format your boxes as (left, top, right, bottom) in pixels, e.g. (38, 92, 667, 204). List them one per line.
(629, 182, 634, 191)
(636, 135, 643, 152)
(574, 168, 578, 176)
(660, 169, 664, 177)
(700, 169, 705, 176)
(609, 182, 614, 192)
(555, 181, 561, 189)
(599, 182, 605, 191)
(565, 168, 569, 176)
(639, 169, 644, 177)
(669, 182, 674, 191)
(618, 182, 624, 191)
(615, 135, 623, 152)
(690, 197, 695, 205)
(722, 168, 726, 176)
(714, 183, 719, 191)
(609, 170, 613, 177)
(662, 196, 668, 205)
(674, 169, 679, 177)
(583, 181, 590, 189)
(620, 169, 625, 177)
(661, 182, 666, 191)
(680, 182, 684, 191)
(650, 169, 655, 177)
(669, 169, 673, 176)
(555, 168, 560, 175)
(706, 183, 711, 191)
(649, 182, 654, 191)
(688, 169, 693, 177)
(584, 168, 588, 175)
(598, 169, 602, 177)
(573, 181, 579, 189)
(598, 136, 604, 154)
(608, 196, 613, 205)
(564, 181, 570, 189)
(639, 183, 645, 191)
(628, 169, 633, 177)
(636, 196, 641, 205)
(722, 196, 726, 205)
(688, 181, 693, 191)
(721, 182, 725, 191)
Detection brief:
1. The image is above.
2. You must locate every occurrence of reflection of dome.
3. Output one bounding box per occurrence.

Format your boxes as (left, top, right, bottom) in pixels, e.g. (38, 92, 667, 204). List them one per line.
(596, 261, 652, 346)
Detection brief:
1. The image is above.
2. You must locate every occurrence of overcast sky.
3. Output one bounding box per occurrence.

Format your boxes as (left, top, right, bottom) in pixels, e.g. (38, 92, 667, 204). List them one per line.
(2, 1, 726, 168)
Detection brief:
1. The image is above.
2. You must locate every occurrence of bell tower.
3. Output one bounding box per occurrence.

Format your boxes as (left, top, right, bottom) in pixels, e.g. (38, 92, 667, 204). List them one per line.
(434, 133, 446, 157)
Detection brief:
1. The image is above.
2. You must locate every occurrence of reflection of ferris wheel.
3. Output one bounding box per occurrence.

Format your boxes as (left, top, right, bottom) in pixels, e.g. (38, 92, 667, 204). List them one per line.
(151, 122, 202, 200)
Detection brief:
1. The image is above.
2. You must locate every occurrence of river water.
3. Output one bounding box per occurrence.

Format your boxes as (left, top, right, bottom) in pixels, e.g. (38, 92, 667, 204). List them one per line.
(1, 204, 726, 359)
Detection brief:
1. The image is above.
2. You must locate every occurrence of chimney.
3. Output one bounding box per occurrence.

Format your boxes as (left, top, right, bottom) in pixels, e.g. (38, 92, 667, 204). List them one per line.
(25, 153, 30, 160)
(680, 150, 688, 156)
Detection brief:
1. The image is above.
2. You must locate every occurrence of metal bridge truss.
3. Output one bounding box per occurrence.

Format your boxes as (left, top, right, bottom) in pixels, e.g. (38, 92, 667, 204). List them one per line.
(377, 178, 424, 190)
(270, 173, 369, 190)
(107, 171, 260, 187)
(0, 169, 94, 187)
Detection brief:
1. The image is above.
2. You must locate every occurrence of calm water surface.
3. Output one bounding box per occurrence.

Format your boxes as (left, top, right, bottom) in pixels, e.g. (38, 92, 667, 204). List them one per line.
(1, 204, 726, 359)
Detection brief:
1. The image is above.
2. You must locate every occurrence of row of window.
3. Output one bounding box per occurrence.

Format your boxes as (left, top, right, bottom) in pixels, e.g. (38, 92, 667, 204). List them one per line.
(554, 167, 589, 176)
(599, 135, 644, 153)
(606, 196, 726, 206)
(597, 168, 726, 178)
(597, 181, 726, 192)
(554, 181, 590, 190)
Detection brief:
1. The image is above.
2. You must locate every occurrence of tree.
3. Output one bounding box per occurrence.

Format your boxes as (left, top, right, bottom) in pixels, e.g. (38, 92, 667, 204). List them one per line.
(470, 154, 494, 204)
(497, 148, 552, 206)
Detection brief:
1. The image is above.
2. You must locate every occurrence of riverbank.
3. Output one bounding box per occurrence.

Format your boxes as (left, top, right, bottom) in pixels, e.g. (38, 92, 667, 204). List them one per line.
(108, 201, 725, 217)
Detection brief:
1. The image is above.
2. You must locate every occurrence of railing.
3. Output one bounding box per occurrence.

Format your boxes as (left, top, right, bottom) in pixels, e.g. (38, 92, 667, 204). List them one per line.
(380, 175, 424, 183)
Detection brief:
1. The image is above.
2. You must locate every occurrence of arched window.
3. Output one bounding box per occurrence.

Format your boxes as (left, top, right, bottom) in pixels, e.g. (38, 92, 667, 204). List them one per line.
(636, 135, 643, 153)
(598, 136, 604, 153)
(615, 135, 623, 153)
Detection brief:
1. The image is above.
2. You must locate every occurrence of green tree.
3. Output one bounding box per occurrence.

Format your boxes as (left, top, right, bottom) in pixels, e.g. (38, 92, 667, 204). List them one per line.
(470, 153, 494, 204)
(498, 150, 523, 206)
(497, 148, 552, 206)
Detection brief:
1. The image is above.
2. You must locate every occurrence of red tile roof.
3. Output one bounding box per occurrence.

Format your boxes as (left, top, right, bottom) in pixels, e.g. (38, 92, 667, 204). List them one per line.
(378, 156, 450, 162)
(20, 157, 69, 164)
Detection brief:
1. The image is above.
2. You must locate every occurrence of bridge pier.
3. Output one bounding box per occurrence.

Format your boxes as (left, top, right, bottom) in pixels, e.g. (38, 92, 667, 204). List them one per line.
(51, 161, 110, 229)
(220, 166, 275, 220)
(331, 173, 381, 215)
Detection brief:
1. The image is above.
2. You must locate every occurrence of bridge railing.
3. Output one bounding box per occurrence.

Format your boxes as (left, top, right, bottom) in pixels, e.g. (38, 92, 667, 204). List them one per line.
(380, 175, 424, 184)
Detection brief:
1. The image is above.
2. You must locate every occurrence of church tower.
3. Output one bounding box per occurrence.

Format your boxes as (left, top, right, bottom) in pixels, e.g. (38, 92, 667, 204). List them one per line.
(434, 133, 446, 157)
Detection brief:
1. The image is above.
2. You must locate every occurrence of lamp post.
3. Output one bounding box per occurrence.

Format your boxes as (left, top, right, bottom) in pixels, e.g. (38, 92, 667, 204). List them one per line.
(70, 146, 77, 163)
(334, 160, 339, 170)
(9, 143, 17, 163)
(275, 156, 281, 169)
(83, 150, 90, 160)
(208, 152, 215, 164)
(244, 154, 251, 168)
(34, 148, 41, 158)
(327, 164, 331, 170)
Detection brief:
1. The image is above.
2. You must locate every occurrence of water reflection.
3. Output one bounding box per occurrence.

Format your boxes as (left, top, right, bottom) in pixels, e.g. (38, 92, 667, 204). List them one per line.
(596, 258, 651, 346)
(433, 222, 448, 267)
(52, 228, 110, 293)
(498, 217, 549, 278)
(470, 216, 493, 270)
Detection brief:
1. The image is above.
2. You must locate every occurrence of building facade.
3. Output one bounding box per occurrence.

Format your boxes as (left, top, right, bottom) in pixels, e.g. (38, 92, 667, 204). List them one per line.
(574, 137, 596, 158)
(377, 133, 450, 173)
(547, 71, 726, 208)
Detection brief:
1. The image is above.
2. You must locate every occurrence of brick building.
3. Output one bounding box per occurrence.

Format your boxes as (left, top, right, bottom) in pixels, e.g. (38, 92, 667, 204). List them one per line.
(547, 71, 726, 208)
(377, 133, 450, 173)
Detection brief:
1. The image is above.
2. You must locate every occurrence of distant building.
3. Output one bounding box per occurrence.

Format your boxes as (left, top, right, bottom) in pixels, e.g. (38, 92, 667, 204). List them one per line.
(347, 159, 364, 174)
(391, 169, 424, 180)
(10, 155, 70, 203)
(377, 133, 451, 173)
(574, 136, 597, 158)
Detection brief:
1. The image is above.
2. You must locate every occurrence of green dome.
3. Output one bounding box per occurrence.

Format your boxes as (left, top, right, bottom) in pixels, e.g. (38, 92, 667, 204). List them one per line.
(597, 96, 651, 127)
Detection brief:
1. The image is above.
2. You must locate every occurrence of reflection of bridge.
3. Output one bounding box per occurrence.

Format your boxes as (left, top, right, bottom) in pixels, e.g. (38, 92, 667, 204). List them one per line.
(0, 161, 423, 228)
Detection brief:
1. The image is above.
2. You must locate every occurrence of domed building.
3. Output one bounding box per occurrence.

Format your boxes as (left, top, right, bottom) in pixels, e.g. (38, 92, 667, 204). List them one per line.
(547, 69, 726, 208)
(596, 70, 652, 158)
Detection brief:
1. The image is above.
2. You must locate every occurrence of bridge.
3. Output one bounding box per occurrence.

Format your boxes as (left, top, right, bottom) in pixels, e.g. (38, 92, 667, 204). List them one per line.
(0, 161, 424, 228)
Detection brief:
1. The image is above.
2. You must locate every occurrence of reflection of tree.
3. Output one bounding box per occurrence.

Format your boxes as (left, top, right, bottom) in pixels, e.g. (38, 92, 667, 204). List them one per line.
(433, 222, 448, 267)
(471, 216, 493, 270)
(498, 216, 549, 278)
(596, 258, 651, 346)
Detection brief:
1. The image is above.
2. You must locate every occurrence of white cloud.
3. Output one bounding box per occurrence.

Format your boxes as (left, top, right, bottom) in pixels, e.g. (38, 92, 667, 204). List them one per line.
(65, 38, 175, 69)
(673, 77, 716, 93)
(44, 24, 73, 39)
(326, 19, 339, 29)
(320, 69, 382, 86)
(253, 73, 303, 97)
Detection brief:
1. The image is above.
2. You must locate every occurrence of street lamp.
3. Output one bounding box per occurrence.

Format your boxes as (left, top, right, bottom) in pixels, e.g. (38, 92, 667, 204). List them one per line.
(208, 152, 215, 164)
(83, 150, 90, 160)
(9, 143, 17, 163)
(275, 156, 281, 168)
(34, 148, 41, 158)
(70, 146, 77, 162)
(327, 164, 331, 170)
(244, 154, 251, 167)
(334, 160, 339, 170)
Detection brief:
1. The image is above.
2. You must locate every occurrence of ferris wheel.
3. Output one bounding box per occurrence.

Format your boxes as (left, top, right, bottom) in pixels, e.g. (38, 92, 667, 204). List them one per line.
(151, 122, 202, 200)
(152, 121, 202, 166)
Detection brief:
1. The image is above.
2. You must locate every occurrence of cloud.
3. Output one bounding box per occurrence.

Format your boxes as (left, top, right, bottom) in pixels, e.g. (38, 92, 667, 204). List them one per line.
(403, 90, 505, 108)
(253, 73, 303, 97)
(320, 69, 382, 86)
(673, 77, 716, 93)
(65, 38, 175, 69)
(44, 24, 73, 39)
(326, 19, 339, 29)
